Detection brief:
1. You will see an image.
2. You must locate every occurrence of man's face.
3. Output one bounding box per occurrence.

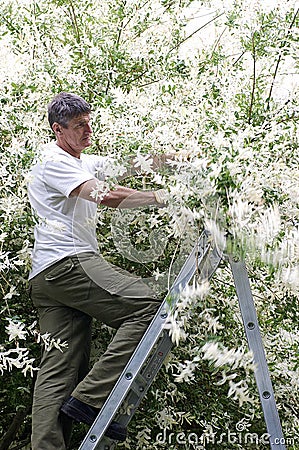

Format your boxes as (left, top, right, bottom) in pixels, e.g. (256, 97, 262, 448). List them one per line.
(54, 113, 93, 157)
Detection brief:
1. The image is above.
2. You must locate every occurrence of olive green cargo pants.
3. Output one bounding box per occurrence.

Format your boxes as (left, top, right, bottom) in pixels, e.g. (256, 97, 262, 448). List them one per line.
(29, 252, 160, 450)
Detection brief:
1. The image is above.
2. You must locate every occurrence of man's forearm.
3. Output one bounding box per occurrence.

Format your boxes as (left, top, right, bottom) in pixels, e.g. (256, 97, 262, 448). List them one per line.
(101, 185, 157, 208)
(70, 179, 163, 208)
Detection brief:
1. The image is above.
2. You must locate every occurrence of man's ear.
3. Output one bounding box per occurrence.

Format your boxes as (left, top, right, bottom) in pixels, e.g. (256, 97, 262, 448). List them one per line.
(52, 122, 63, 135)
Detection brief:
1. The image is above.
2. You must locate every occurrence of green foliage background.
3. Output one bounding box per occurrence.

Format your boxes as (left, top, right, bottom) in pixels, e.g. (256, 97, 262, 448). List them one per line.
(0, 0, 298, 449)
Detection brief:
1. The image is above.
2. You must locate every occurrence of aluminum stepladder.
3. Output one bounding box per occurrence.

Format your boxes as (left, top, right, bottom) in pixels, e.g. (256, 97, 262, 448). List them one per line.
(79, 230, 286, 450)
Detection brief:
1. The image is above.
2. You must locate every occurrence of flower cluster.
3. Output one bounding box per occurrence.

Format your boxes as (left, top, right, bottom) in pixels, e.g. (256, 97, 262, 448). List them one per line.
(1, 319, 67, 378)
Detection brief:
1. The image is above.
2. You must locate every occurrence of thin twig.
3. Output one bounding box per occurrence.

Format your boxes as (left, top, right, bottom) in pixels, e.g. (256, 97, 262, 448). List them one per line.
(123, 68, 150, 87)
(167, 11, 225, 56)
(138, 11, 226, 89)
(267, 7, 299, 110)
(285, 402, 299, 420)
(233, 50, 247, 66)
(68, 0, 81, 44)
(211, 26, 227, 56)
(138, 77, 162, 89)
(211, 26, 227, 77)
(248, 32, 256, 124)
(105, 20, 125, 95)
(123, 0, 152, 32)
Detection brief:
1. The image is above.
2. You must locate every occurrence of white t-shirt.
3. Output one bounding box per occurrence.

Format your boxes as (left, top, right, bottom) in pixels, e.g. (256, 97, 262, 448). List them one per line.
(28, 142, 107, 279)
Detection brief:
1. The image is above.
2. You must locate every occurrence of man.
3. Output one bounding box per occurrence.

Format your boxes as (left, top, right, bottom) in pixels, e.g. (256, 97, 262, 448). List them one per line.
(28, 92, 166, 449)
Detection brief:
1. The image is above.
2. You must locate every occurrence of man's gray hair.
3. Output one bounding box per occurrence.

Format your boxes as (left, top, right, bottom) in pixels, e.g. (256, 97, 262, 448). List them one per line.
(48, 92, 91, 129)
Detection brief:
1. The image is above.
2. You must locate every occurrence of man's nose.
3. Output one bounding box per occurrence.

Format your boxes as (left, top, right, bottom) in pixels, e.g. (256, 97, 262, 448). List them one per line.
(85, 123, 92, 133)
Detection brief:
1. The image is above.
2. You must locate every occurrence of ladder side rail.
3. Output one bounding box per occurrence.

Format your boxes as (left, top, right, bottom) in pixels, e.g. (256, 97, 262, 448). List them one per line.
(115, 331, 174, 421)
(79, 231, 222, 450)
(229, 258, 286, 450)
(93, 333, 174, 450)
(78, 303, 174, 450)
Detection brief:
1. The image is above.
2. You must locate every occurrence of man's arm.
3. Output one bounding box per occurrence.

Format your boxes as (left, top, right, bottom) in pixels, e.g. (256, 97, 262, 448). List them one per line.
(70, 178, 165, 208)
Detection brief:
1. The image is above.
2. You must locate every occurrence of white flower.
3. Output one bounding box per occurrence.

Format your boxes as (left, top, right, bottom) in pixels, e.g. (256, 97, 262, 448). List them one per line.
(101, 157, 127, 178)
(110, 87, 127, 106)
(215, 371, 238, 386)
(281, 265, 299, 286)
(174, 357, 201, 383)
(204, 219, 226, 253)
(3, 286, 19, 301)
(89, 180, 110, 202)
(33, 331, 68, 353)
(164, 314, 188, 346)
(5, 320, 28, 341)
(0, 232, 8, 242)
(133, 153, 154, 174)
(257, 205, 281, 245)
(201, 341, 220, 361)
(153, 268, 164, 281)
(0, 345, 38, 377)
(227, 379, 254, 406)
(201, 341, 254, 372)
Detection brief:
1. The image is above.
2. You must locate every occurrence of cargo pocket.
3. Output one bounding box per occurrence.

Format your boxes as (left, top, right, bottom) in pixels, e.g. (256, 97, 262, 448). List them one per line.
(45, 259, 75, 281)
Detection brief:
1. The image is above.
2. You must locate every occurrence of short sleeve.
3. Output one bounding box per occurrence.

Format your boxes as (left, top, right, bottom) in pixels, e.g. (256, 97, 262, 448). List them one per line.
(81, 154, 107, 181)
(43, 159, 94, 198)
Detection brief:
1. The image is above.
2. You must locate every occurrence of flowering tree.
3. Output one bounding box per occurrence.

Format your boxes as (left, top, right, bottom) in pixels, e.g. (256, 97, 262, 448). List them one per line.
(0, 0, 298, 448)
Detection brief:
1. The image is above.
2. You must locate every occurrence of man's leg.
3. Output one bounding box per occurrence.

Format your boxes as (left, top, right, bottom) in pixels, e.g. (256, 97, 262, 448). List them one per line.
(31, 253, 161, 443)
(38, 253, 161, 410)
(30, 275, 92, 450)
(72, 292, 159, 408)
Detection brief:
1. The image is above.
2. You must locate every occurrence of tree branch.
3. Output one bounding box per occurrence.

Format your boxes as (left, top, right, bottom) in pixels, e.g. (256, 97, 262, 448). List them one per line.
(68, 0, 81, 44)
(7, 439, 31, 450)
(233, 50, 247, 66)
(0, 406, 31, 450)
(167, 11, 225, 56)
(0, 374, 36, 450)
(248, 32, 256, 124)
(266, 7, 299, 110)
(105, 1, 127, 95)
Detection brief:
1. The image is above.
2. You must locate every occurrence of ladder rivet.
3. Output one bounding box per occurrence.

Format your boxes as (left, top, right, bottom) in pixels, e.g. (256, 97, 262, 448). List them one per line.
(89, 435, 97, 443)
(139, 386, 144, 392)
(125, 372, 133, 380)
(262, 391, 271, 399)
(161, 312, 168, 319)
(247, 322, 255, 330)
